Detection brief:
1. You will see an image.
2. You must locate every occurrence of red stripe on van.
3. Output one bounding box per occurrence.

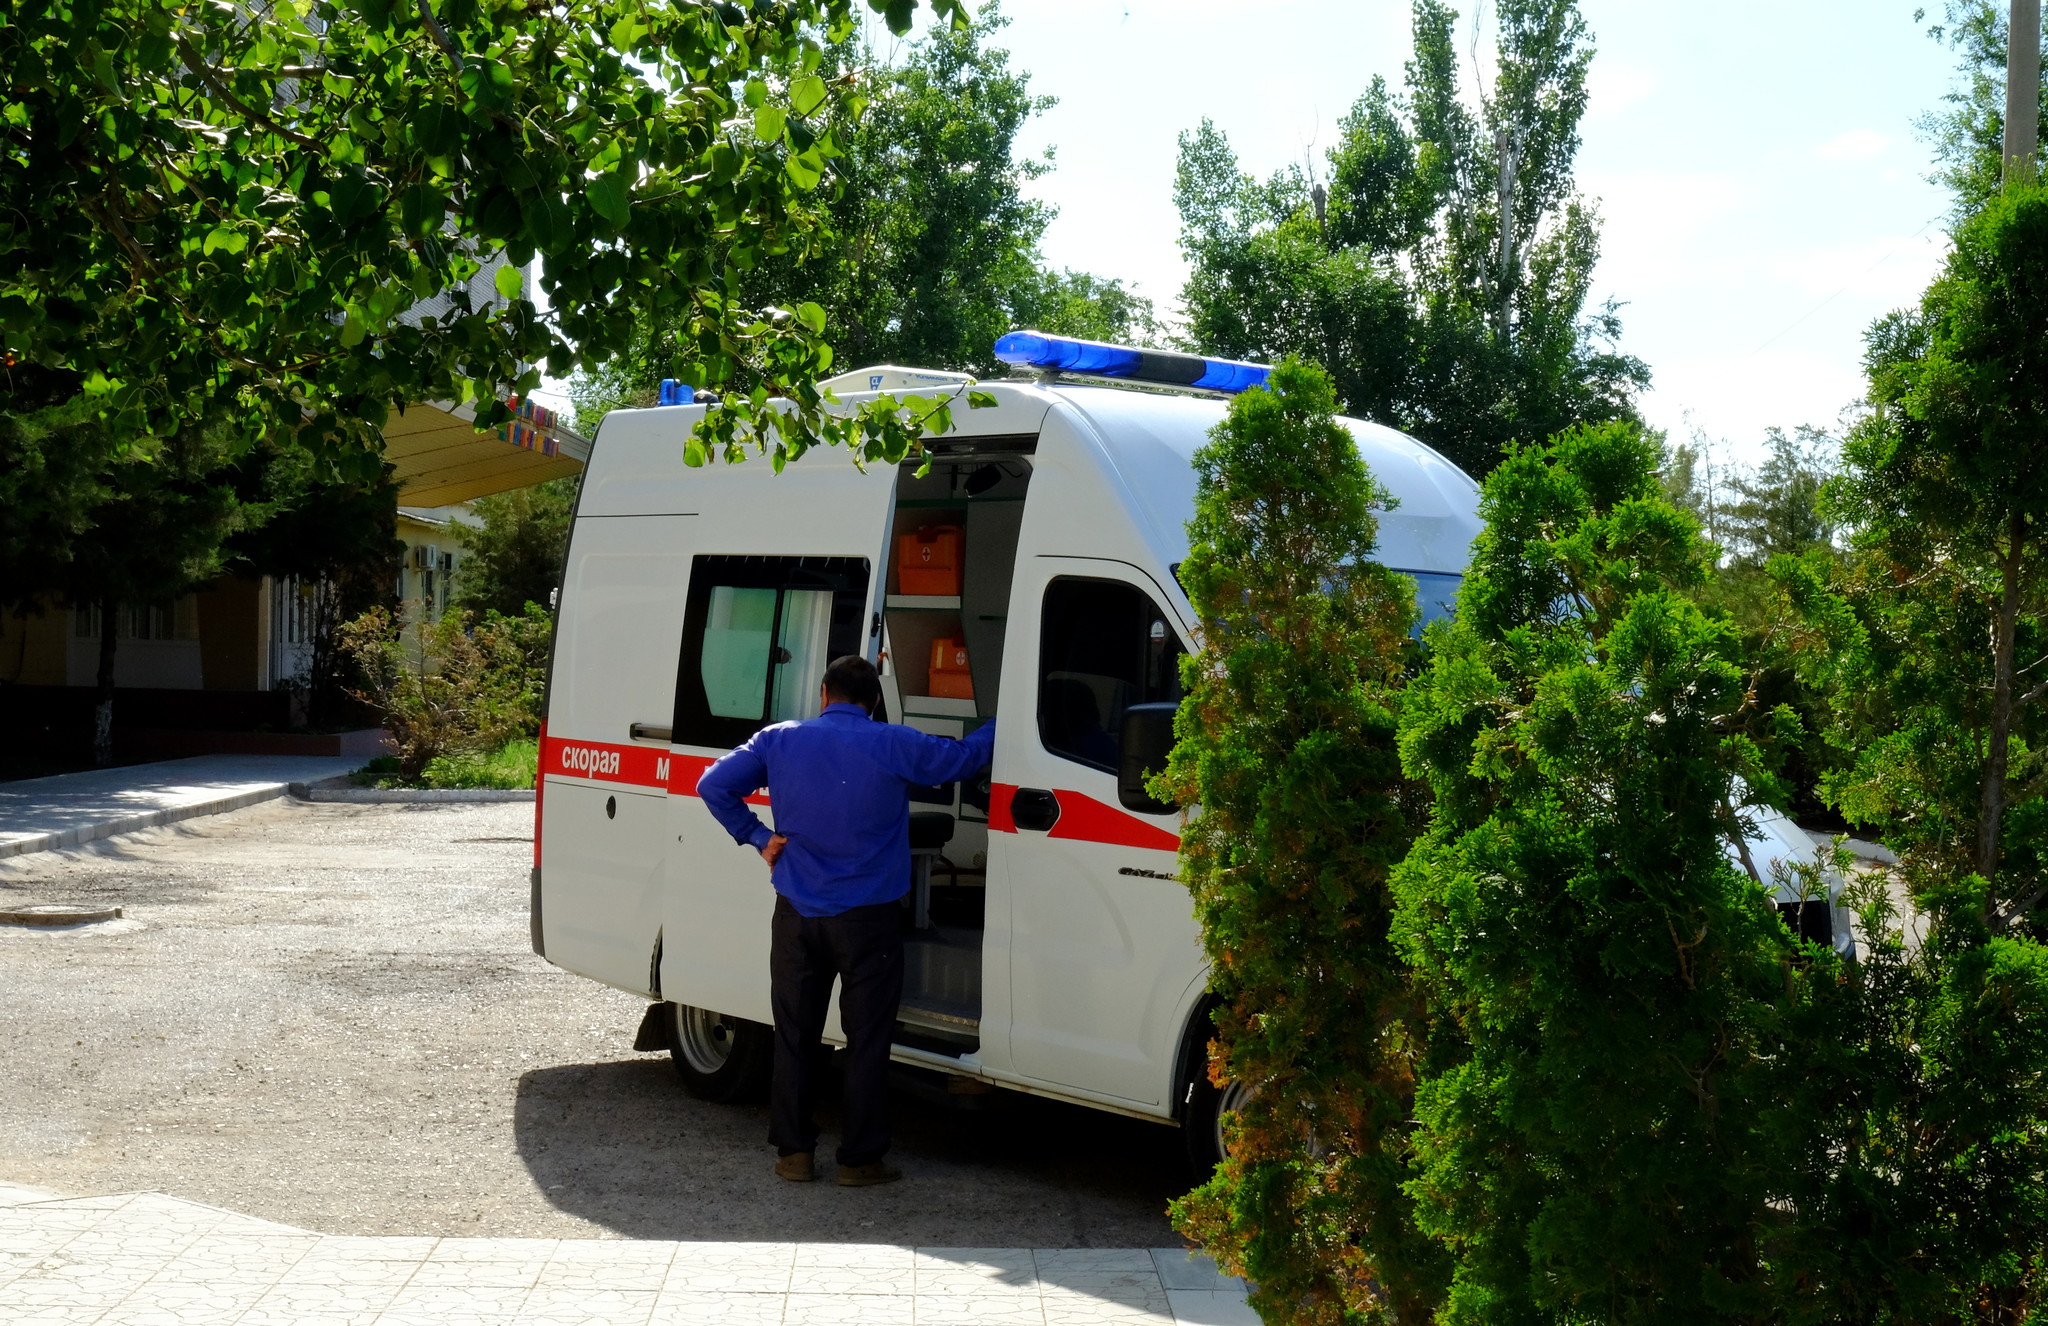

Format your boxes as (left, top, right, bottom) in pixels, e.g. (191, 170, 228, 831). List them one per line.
(543, 735, 665, 786)
(541, 737, 767, 805)
(1047, 789, 1181, 852)
(987, 782, 1019, 833)
(985, 783, 1179, 851)
(663, 751, 770, 805)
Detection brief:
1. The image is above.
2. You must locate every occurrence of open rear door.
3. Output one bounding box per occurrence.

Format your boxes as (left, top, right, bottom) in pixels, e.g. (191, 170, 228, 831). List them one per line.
(658, 455, 900, 1025)
(539, 512, 696, 996)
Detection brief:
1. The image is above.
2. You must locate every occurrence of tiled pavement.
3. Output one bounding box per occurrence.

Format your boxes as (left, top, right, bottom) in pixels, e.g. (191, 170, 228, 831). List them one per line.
(0, 1185, 1257, 1325)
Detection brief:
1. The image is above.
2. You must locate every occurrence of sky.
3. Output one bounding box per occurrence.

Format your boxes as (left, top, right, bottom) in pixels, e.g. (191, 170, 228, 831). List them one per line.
(535, 1, 1968, 464)
(972, 0, 1963, 461)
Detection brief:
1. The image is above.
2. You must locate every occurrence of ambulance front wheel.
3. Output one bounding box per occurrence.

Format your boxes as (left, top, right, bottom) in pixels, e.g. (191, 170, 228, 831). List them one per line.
(668, 1004, 772, 1103)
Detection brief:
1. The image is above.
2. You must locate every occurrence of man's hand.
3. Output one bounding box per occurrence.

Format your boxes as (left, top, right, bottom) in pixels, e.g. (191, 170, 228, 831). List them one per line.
(759, 834, 788, 868)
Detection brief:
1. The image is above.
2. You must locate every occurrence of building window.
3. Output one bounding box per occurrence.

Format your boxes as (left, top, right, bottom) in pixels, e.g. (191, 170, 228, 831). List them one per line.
(671, 555, 871, 749)
(1037, 577, 1184, 774)
(72, 599, 199, 641)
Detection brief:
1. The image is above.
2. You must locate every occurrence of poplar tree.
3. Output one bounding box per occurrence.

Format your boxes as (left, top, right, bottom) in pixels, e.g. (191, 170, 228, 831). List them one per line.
(1162, 357, 1443, 1325)
(1172, 0, 1647, 479)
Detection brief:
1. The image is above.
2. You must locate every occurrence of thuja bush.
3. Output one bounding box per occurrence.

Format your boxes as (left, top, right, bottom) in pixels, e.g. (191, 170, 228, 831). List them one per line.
(1162, 357, 1444, 1323)
(1391, 422, 1818, 1325)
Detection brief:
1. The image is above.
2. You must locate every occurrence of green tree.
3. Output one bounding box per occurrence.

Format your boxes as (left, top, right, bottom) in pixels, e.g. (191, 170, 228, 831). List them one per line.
(1797, 176, 2048, 930)
(1918, 1, 2048, 218)
(1753, 172, 2048, 1326)
(1393, 421, 1802, 1324)
(3, 0, 971, 473)
(44, 428, 250, 767)
(1173, 0, 1647, 479)
(1, 361, 400, 752)
(1162, 358, 1441, 1325)
(452, 478, 576, 619)
(570, 4, 1152, 428)
(225, 441, 404, 727)
(1720, 426, 1837, 569)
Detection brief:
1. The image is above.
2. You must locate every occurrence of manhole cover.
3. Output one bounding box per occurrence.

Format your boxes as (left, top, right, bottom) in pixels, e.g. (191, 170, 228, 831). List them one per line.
(0, 903, 123, 927)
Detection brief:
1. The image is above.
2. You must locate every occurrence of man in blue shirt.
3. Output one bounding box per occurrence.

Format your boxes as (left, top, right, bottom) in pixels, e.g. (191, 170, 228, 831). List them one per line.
(697, 654, 996, 1187)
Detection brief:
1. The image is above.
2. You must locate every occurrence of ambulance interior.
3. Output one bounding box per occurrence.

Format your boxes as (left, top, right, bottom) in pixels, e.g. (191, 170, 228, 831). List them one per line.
(878, 451, 1032, 1057)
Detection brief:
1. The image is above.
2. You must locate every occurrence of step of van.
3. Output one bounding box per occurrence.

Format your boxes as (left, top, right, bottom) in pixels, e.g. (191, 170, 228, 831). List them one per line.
(897, 996, 979, 1034)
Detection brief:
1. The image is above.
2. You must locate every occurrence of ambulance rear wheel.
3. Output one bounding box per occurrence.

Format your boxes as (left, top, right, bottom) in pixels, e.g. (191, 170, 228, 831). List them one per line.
(1185, 1074, 1255, 1176)
(668, 1004, 772, 1104)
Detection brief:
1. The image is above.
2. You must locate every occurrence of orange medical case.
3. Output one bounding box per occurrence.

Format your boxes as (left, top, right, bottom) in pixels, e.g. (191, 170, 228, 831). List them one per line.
(928, 637, 974, 699)
(896, 526, 964, 597)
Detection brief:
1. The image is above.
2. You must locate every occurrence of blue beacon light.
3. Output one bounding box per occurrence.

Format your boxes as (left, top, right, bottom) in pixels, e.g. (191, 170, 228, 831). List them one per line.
(659, 380, 719, 405)
(992, 330, 1272, 394)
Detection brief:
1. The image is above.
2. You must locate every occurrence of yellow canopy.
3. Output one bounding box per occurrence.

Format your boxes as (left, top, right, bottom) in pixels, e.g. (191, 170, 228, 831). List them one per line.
(383, 398, 588, 505)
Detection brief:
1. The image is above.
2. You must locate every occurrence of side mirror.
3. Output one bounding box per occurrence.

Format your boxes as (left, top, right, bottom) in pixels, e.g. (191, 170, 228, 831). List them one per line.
(1117, 702, 1180, 815)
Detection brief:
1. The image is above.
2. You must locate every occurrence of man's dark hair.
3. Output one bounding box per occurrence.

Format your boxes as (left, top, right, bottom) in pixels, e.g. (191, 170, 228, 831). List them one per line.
(822, 655, 882, 713)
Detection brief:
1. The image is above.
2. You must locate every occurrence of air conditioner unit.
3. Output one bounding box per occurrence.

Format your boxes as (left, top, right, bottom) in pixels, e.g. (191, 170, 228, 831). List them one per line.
(412, 544, 437, 570)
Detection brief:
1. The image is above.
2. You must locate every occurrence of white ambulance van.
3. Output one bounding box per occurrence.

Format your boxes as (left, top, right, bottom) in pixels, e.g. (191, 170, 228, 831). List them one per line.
(531, 332, 1846, 1167)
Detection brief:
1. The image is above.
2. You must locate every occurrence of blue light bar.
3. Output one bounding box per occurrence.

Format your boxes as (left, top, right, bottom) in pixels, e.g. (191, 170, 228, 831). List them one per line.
(658, 378, 690, 406)
(993, 330, 1271, 394)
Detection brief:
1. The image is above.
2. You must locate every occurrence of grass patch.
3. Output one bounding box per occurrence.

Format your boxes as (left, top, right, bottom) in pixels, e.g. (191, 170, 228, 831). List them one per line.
(351, 738, 538, 790)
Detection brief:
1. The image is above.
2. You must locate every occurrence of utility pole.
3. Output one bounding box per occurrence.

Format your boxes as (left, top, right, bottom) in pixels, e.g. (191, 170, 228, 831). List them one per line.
(2008, 0, 2041, 181)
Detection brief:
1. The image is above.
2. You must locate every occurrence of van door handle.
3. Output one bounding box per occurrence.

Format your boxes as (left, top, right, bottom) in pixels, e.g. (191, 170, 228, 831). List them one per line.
(1010, 787, 1060, 832)
(629, 723, 672, 743)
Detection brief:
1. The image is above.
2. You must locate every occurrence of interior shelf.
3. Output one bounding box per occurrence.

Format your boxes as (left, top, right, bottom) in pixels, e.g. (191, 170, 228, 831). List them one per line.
(887, 594, 962, 610)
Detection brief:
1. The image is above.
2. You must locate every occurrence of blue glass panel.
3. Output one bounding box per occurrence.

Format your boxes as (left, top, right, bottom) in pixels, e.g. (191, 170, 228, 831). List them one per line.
(1408, 571, 1463, 636)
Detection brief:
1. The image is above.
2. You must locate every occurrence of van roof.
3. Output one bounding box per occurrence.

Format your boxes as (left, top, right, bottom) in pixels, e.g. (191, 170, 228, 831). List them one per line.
(1043, 382, 1480, 576)
(579, 377, 1481, 577)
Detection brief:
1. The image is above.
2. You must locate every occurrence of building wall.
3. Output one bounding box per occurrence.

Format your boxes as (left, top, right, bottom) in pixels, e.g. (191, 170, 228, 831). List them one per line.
(197, 578, 263, 691)
(395, 506, 476, 626)
(0, 604, 73, 687)
(58, 599, 203, 689)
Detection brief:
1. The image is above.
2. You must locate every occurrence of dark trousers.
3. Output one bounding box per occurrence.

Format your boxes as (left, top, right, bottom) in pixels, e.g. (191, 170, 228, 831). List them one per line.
(768, 894, 905, 1166)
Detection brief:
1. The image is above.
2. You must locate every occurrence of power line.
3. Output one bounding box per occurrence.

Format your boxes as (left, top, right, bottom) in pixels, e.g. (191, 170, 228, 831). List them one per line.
(1744, 211, 1945, 359)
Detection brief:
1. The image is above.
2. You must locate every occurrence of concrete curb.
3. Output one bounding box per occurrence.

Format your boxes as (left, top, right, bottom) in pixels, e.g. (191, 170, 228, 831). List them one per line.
(0, 782, 297, 860)
(292, 784, 534, 803)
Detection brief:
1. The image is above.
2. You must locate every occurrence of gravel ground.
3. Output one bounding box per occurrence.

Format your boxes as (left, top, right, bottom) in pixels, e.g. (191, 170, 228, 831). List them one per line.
(0, 799, 1185, 1245)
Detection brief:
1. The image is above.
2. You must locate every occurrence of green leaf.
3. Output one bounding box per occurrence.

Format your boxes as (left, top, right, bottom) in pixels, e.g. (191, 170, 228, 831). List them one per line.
(796, 301, 826, 334)
(607, 16, 647, 51)
(201, 226, 246, 256)
(399, 182, 444, 237)
(494, 261, 523, 301)
(752, 105, 786, 142)
(743, 79, 768, 109)
(520, 191, 570, 252)
(586, 173, 630, 229)
(410, 100, 461, 157)
(784, 149, 821, 190)
(790, 76, 828, 117)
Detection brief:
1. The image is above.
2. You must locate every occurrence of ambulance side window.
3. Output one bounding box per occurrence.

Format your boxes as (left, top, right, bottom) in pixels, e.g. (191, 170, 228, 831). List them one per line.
(1037, 577, 1184, 775)
(673, 555, 871, 749)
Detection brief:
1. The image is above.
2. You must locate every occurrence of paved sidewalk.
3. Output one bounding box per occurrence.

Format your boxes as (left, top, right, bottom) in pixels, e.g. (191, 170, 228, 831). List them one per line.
(0, 1185, 1257, 1325)
(0, 757, 361, 859)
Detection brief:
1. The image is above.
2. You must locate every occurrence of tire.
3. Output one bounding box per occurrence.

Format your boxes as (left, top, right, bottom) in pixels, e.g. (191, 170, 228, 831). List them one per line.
(1184, 1069, 1256, 1176)
(667, 1003, 773, 1104)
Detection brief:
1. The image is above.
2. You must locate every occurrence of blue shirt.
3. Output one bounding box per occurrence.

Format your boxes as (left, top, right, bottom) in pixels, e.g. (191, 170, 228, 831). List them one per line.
(696, 704, 997, 918)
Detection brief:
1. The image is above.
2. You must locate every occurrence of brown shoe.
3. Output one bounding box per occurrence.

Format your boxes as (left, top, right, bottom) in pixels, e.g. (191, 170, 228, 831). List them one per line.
(774, 1152, 815, 1182)
(835, 1161, 902, 1187)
